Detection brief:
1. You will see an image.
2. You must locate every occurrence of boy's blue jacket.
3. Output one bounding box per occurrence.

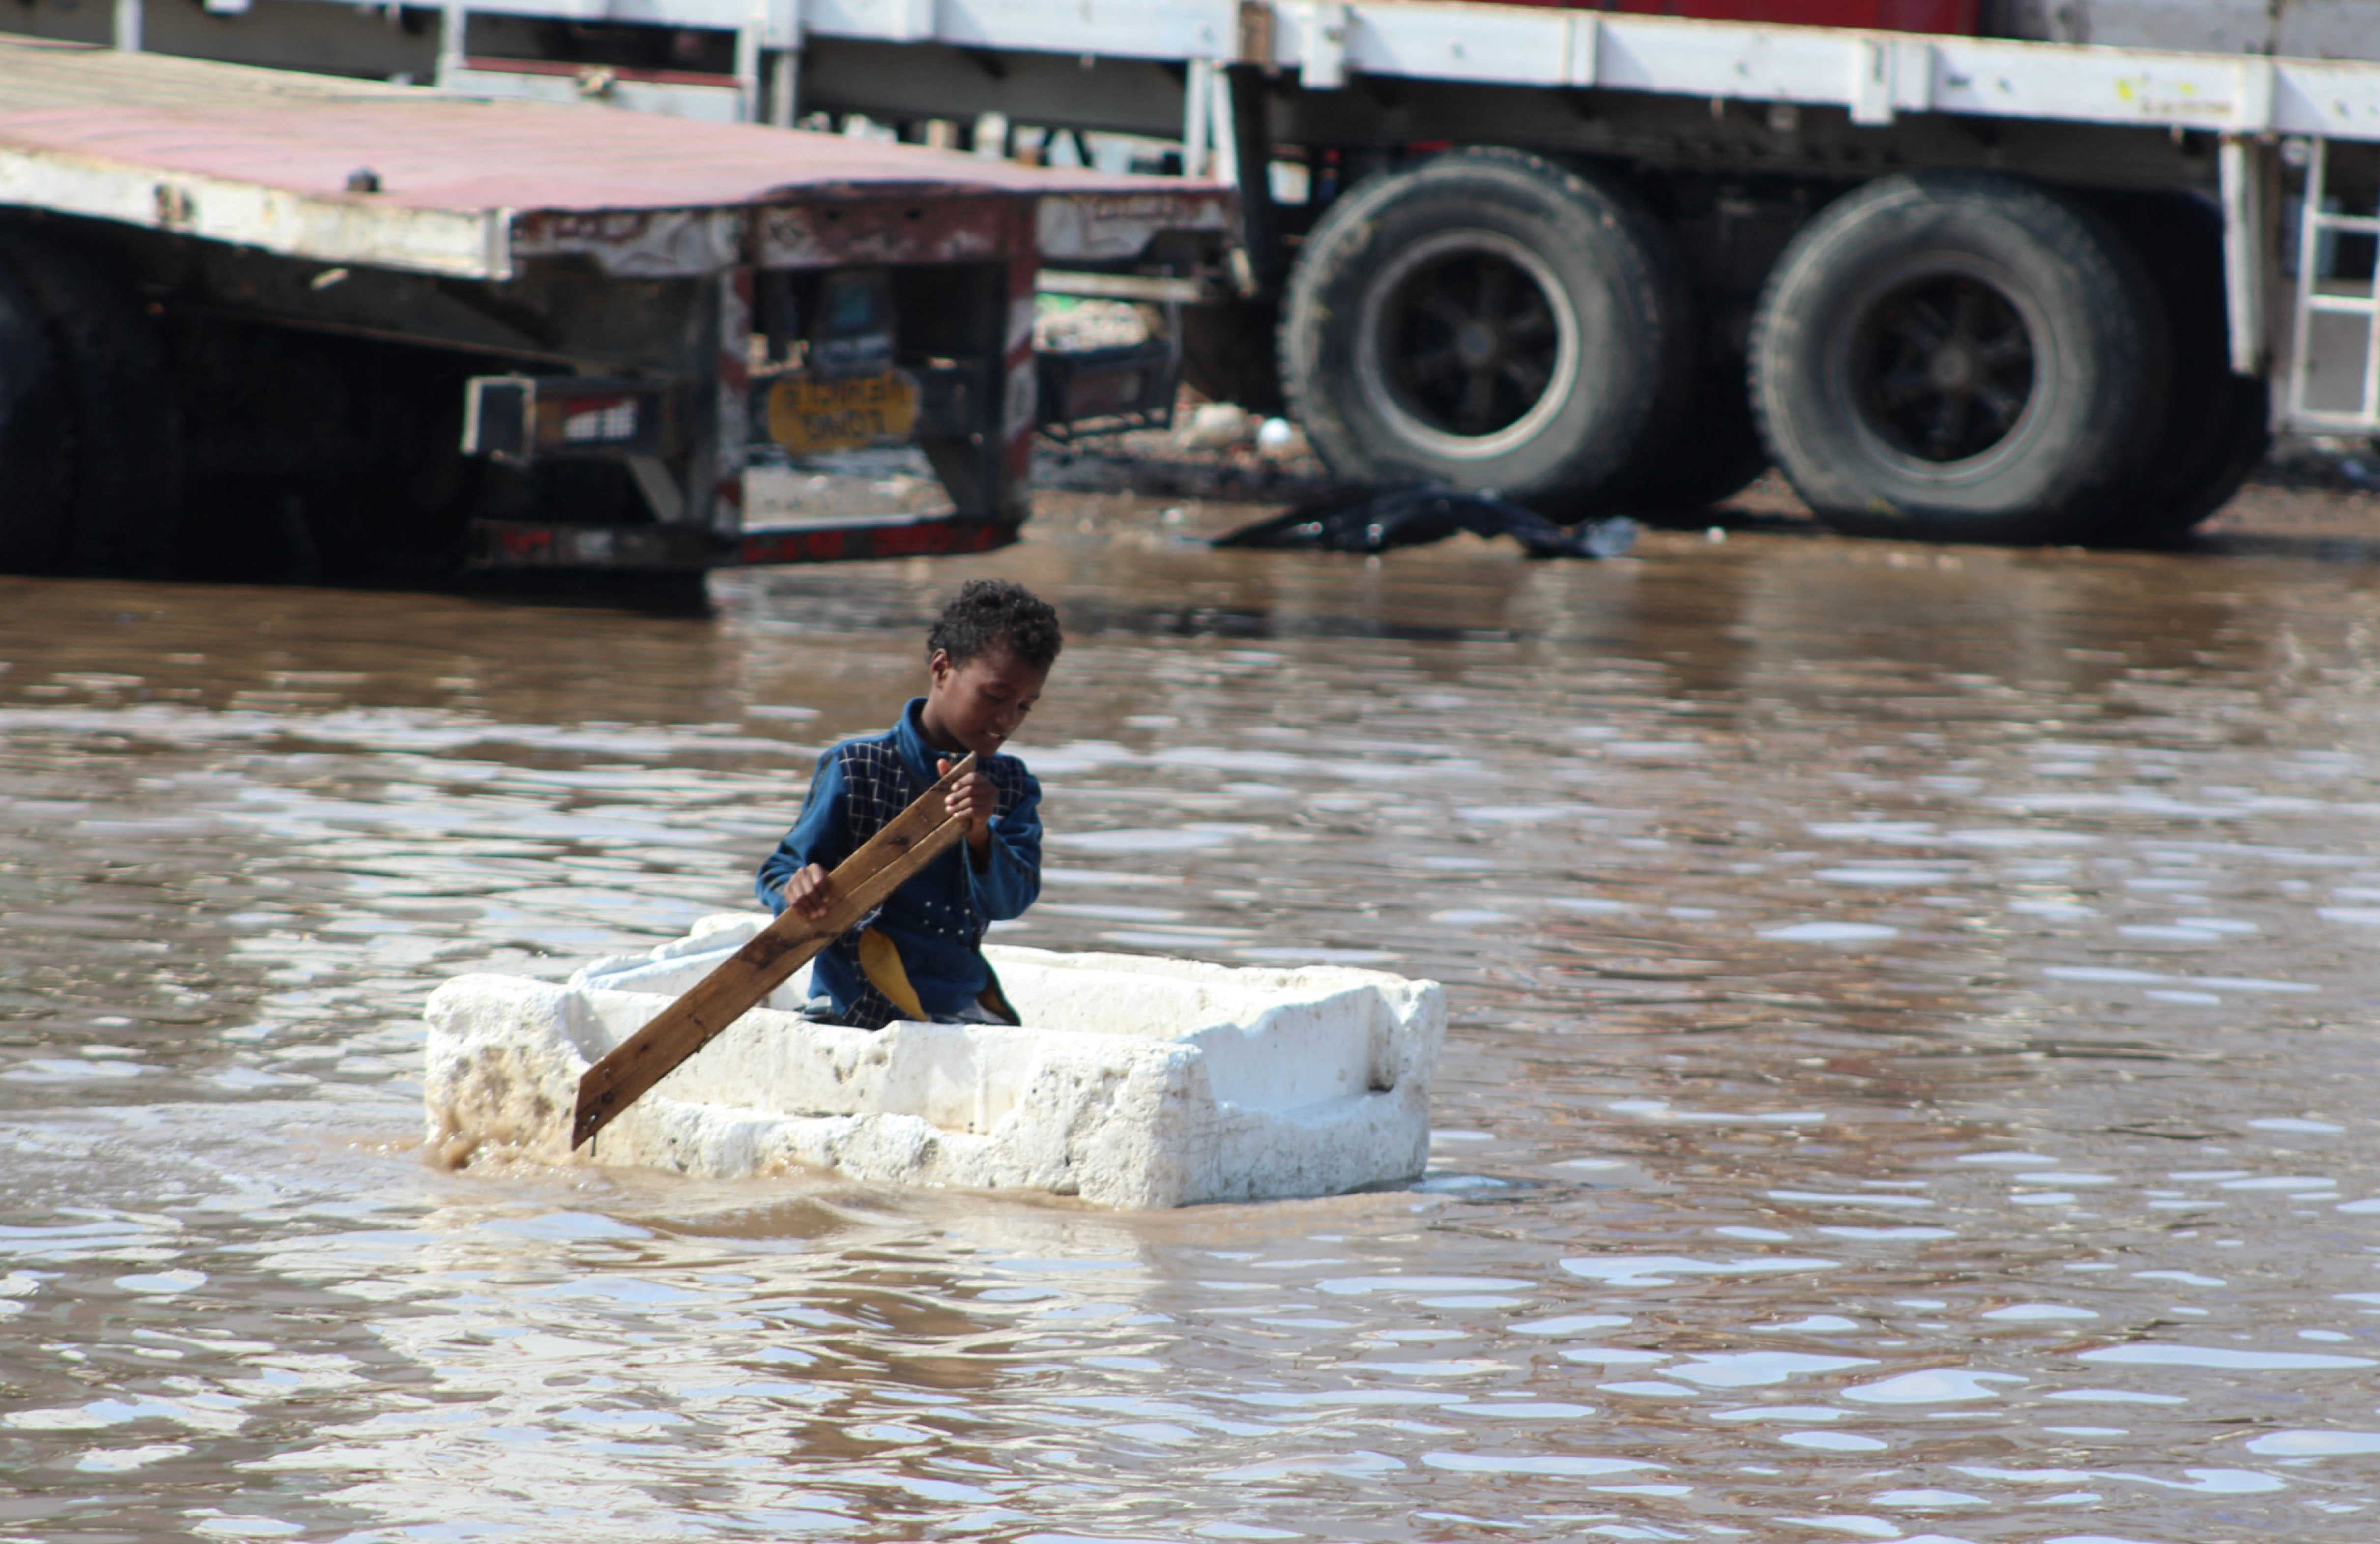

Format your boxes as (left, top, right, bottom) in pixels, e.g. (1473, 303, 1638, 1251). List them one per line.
(755, 698, 1042, 1027)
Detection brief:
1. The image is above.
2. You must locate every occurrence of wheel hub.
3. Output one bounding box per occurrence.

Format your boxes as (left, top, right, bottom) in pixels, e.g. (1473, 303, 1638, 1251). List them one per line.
(1455, 320, 1500, 369)
(1926, 343, 1976, 393)
(1373, 240, 1568, 441)
(1851, 273, 2037, 465)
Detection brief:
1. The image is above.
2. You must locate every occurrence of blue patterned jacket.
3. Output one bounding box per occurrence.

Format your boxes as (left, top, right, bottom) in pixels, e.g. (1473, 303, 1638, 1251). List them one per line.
(755, 698, 1042, 1027)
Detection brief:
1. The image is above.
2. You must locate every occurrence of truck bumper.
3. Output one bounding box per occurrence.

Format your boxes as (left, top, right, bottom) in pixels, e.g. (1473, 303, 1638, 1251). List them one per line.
(466, 512, 1017, 571)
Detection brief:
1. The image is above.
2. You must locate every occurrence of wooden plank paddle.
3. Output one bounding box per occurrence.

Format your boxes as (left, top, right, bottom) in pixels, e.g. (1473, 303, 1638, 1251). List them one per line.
(570, 752, 977, 1150)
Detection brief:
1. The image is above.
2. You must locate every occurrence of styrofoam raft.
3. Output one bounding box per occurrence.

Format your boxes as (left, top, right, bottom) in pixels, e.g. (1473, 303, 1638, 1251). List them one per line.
(422, 912, 1444, 1208)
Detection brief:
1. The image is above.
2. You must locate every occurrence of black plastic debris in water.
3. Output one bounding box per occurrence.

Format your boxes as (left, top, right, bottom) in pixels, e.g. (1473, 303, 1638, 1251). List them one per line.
(1213, 484, 1637, 559)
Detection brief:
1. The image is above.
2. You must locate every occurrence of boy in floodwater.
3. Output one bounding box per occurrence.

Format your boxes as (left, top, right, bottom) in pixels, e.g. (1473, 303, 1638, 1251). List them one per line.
(755, 579, 1060, 1029)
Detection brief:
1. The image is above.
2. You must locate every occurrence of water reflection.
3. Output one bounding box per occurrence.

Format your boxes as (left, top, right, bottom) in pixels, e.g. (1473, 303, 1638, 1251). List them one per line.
(9, 516, 2380, 1538)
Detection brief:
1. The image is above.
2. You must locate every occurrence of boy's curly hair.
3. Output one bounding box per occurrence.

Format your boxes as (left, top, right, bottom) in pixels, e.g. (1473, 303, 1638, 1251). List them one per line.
(928, 580, 1063, 670)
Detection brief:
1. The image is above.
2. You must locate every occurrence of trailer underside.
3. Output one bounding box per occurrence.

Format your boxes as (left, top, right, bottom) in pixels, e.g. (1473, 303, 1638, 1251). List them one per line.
(0, 36, 1232, 578)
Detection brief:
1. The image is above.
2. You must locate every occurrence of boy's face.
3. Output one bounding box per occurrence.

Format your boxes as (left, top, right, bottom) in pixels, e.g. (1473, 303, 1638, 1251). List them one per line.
(923, 643, 1049, 758)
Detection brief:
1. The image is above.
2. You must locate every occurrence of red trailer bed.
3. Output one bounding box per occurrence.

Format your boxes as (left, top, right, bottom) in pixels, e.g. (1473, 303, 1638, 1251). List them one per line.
(0, 36, 1229, 281)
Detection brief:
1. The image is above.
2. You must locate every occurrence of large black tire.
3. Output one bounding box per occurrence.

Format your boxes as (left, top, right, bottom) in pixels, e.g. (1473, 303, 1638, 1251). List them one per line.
(1750, 172, 2167, 544)
(2092, 190, 2271, 544)
(0, 233, 183, 576)
(177, 324, 482, 584)
(1280, 148, 1692, 511)
(306, 340, 483, 584)
(0, 261, 76, 573)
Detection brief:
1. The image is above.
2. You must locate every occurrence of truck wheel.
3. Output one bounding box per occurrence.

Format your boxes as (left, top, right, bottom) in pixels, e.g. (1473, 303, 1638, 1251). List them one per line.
(0, 262, 75, 573)
(310, 338, 481, 583)
(0, 235, 184, 576)
(1280, 148, 1690, 509)
(2093, 191, 2270, 543)
(1750, 172, 2166, 543)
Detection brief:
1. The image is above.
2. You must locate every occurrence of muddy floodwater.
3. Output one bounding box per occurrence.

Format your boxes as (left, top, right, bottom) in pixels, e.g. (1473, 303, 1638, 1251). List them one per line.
(13, 502, 2380, 1543)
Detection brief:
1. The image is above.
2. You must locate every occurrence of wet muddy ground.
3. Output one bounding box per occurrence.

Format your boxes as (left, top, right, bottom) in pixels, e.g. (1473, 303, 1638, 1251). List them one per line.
(9, 491, 2380, 1542)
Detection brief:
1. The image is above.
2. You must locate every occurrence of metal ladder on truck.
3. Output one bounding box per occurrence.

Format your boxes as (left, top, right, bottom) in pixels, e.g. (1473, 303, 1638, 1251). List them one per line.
(2291, 138, 2380, 437)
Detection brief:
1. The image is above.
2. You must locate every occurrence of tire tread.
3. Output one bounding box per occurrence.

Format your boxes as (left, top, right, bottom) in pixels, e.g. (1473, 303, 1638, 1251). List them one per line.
(1280, 147, 1694, 512)
(1749, 171, 2166, 544)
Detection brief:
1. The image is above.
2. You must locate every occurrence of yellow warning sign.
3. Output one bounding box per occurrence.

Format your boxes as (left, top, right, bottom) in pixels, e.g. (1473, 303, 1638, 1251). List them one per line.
(766, 369, 920, 454)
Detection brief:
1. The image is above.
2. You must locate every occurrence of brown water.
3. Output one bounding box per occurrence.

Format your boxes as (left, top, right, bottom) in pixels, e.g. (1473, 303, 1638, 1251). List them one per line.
(9, 507, 2380, 1543)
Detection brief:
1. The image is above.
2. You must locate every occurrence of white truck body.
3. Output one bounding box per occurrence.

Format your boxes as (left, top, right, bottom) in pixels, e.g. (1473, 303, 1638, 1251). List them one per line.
(5, 0, 2377, 544)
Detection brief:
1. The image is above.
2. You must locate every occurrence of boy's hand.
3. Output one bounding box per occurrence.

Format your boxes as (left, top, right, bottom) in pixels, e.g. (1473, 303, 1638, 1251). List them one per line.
(783, 862, 833, 919)
(939, 757, 995, 856)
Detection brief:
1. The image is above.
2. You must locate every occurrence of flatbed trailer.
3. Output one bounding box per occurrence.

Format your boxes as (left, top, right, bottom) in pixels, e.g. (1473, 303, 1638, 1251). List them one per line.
(8, 2, 2380, 544)
(0, 36, 1229, 577)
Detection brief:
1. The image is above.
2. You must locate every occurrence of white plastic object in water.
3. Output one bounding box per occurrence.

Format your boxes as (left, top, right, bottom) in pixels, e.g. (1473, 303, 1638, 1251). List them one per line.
(421, 913, 1445, 1209)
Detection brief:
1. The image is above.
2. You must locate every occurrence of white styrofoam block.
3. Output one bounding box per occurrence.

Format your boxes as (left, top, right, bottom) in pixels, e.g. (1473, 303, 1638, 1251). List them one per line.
(424, 913, 1444, 1209)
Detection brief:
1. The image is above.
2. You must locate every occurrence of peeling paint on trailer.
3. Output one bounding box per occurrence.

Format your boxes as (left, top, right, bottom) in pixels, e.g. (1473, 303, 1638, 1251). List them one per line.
(503, 187, 1213, 277)
(1036, 190, 1235, 264)
(755, 197, 1014, 268)
(508, 209, 742, 279)
(0, 38, 1234, 282)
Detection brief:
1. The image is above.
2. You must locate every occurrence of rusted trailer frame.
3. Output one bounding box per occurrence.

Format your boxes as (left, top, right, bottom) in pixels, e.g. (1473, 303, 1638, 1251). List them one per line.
(0, 38, 1232, 577)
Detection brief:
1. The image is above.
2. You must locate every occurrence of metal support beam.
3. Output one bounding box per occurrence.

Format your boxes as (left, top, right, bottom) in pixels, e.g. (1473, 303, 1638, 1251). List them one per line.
(734, 14, 763, 123)
(770, 49, 799, 127)
(760, 0, 802, 125)
(2287, 135, 2328, 426)
(1183, 56, 1216, 178)
(629, 456, 689, 524)
(1302, 2, 1347, 90)
(437, 2, 466, 87)
(2219, 134, 2275, 377)
(1226, 65, 1282, 294)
